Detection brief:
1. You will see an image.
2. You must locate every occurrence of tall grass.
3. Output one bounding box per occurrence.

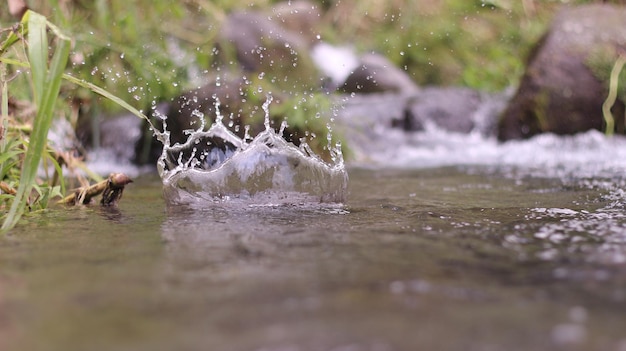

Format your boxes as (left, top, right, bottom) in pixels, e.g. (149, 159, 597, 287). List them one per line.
(1, 11, 70, 231)
(0, 11, 158, 232)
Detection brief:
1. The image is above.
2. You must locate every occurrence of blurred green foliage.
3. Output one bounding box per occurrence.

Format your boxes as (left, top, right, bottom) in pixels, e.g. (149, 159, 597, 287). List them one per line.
(0, 0, 578, 118)
(322, 0, 567, 91)
(0, 0, 605, 164)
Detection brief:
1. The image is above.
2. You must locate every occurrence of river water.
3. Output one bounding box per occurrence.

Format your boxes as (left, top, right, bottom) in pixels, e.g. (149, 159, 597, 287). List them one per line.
(3, 128, 626, 351)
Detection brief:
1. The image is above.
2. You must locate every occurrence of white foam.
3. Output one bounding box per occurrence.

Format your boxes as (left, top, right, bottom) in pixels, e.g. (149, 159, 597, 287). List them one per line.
(353, 126, 626, 179)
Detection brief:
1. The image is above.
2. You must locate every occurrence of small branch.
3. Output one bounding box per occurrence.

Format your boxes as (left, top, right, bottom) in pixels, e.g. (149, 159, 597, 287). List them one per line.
(101, 173, 133, 206)
(58, 173, 132, 206)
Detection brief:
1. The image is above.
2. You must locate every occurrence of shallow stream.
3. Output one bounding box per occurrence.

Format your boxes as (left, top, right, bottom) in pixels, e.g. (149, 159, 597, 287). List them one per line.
(3, 158, 626, 350)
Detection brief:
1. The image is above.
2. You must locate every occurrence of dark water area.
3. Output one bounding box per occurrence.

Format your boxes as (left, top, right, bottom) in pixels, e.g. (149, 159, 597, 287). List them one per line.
(2, 167, 626, 351)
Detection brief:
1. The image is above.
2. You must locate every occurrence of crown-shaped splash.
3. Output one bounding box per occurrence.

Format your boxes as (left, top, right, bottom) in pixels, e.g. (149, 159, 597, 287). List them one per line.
(156, 96, 348, 207)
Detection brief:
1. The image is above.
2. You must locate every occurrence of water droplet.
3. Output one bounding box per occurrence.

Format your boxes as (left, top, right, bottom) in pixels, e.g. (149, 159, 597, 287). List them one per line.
(244, 125, 252, 142)
(213, 98, 223, 125)
(190, 109, 205, 131)
(279, 120, 288, 137)
(262, 94, 273, 131)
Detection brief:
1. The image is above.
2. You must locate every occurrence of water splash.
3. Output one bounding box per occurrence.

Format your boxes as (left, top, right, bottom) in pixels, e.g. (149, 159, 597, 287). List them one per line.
(157, 97, 348, 207)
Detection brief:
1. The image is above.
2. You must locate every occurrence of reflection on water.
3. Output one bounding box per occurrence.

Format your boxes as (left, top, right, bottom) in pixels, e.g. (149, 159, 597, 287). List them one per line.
(3, 168, 626, 351)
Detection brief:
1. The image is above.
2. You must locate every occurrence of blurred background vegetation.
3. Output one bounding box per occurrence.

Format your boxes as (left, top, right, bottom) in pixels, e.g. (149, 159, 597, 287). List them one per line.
(0, 0, 603, 119)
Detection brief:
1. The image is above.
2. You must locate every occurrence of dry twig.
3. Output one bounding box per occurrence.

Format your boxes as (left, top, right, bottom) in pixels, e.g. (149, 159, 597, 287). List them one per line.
(0, 181, 16, 195)
(58, 173, 132, 206)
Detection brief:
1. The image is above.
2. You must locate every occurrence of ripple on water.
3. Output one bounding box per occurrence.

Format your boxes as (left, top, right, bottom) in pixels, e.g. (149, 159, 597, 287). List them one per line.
(511, 184, 626, 265)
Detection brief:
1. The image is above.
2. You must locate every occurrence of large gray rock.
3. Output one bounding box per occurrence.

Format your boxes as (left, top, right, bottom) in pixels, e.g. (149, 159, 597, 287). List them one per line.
(498, 4, 626, 141)
(340, 52, 420, 94)
(217, 1, 322, 92)
(404, 87, 506, 135)
(333, 88, 508, 163)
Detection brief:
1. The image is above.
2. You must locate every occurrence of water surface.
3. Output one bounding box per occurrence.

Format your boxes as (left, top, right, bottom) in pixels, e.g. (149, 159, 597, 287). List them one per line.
(3, 166, 626, 351)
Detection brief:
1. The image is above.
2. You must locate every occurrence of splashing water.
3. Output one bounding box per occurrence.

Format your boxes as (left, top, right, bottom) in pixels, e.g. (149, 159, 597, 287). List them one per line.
(157, 96, 348, 207)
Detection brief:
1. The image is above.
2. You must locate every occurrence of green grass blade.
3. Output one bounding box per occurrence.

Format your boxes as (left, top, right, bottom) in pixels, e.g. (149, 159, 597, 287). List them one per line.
(0, 57, 158, 134)
(61, 73, 156, 129)
(0, 148, 22, 165)
(1, 64, 8, 156)
(27, 11, 48, 106)
(44, 146, 66, 195)
(1, 27, 70, 232)
(602, 54, 626, 137)
(0, 11, 30, 56)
